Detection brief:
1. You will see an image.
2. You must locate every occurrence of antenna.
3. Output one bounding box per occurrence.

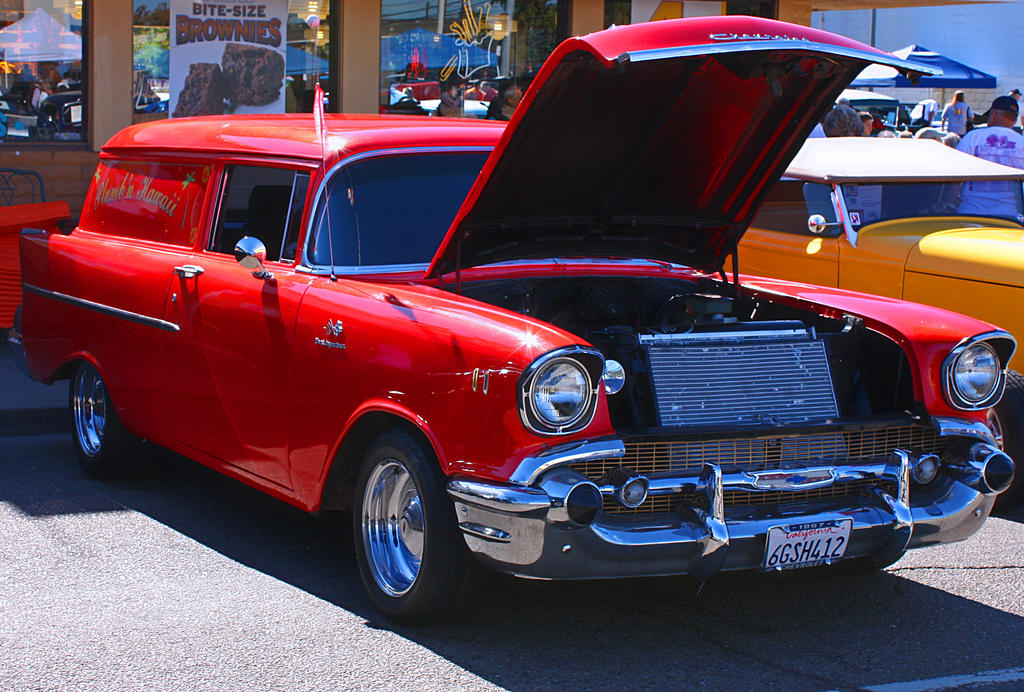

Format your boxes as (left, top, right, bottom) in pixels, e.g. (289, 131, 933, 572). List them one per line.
(313, 82, 337, 282)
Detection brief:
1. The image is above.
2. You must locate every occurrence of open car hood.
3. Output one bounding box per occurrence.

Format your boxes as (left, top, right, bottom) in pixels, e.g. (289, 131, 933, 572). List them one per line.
(427, 16, 936, 278)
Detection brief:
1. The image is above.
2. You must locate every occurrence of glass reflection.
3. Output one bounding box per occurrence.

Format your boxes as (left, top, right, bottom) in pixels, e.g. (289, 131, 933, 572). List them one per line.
(0, 1, 85, 142)
(380, 0, 561, 119)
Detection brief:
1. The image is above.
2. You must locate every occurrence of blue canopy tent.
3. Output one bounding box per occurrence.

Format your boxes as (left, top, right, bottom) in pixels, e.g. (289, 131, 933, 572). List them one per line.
(851, 45, 996, 88)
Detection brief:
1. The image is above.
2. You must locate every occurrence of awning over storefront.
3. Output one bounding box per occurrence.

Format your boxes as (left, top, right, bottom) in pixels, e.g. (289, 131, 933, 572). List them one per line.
(851, 44, 996, 88)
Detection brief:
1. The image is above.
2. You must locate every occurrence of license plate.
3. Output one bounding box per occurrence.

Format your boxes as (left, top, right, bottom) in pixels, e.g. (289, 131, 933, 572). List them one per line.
(763, 519, 852, 570)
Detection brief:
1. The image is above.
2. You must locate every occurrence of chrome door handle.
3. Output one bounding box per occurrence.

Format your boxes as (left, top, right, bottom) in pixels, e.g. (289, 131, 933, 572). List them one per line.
(173, 265, 204, 279)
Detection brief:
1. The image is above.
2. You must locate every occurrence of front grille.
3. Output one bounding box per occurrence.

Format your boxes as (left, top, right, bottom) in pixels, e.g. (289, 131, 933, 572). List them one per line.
(643, 328, 838, 427)
(602, 479, 899, 515)
(572, 424, 944, 515)
(574, 425, 945, 479)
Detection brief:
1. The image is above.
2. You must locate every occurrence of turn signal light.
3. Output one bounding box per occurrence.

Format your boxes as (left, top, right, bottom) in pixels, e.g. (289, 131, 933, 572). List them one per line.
(910, 454, 939, 485)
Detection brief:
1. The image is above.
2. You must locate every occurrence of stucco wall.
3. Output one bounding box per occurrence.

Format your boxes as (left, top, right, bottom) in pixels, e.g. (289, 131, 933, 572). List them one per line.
(813, 2, 1024, 115)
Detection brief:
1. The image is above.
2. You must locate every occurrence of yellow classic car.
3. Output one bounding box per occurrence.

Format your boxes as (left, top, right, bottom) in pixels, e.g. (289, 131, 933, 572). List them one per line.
(740, 137, 1024, 507)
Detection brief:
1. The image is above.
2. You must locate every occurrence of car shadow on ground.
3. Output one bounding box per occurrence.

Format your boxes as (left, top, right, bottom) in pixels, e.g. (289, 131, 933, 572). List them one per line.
(3, 435, 1023, 691)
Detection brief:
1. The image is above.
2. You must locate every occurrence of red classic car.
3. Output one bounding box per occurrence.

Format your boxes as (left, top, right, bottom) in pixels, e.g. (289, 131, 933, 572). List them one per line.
(11, 17, 1016, 623)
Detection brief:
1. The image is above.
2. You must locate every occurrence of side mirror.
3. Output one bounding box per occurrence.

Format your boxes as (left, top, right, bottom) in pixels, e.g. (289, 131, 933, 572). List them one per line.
(807, 214, 843, 236)
(234, 236, 273, 280)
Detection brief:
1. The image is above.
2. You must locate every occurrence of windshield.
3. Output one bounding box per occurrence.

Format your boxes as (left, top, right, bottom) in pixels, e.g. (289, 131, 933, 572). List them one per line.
(306, 151, 488, 268)
(839, 181, 1024, 228)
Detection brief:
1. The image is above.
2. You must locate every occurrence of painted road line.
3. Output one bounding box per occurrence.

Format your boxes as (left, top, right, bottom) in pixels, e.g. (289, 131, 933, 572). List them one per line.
(861, 667, 1024, 691)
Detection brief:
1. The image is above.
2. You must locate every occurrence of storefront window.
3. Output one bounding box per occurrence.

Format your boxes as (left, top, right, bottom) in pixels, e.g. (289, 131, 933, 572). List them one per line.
(725, 1, 776, 17)
(285, 0, 332, 112)
(133, 0, 333, 119)
(605, 0, 631, 27)
(380, 0, 563, 119)
(617, 1, 775, 24)
(133, 2, 170, 117)
(0, 1, 85, 143)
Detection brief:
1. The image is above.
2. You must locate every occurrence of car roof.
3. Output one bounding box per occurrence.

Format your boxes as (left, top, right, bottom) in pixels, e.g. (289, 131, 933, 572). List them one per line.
(785, 137, 1024, 183)
(101, 114, 505, 162)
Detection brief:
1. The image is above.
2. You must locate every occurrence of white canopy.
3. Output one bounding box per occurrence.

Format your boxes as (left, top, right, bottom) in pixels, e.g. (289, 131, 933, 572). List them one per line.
(0, 8, 82, 63)
(786, 137, 1024, 183)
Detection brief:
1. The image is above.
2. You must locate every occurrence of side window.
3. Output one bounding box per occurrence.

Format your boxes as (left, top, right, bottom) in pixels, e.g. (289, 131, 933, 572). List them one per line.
(82, 160, 211, 246)
(753, 180, 831, 236)
(210, 166, 309, 263)
(307, 152, 488, 268)
(803, 182, 837, 226)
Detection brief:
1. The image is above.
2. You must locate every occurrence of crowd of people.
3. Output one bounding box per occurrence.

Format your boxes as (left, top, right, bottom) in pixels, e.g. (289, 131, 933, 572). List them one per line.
(812, 91, 1024, 216)
(812, 89, 1024, 154)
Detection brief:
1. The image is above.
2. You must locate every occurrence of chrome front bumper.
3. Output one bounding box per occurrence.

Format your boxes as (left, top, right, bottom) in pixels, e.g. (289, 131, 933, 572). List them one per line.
(447, 437, 1009, 580)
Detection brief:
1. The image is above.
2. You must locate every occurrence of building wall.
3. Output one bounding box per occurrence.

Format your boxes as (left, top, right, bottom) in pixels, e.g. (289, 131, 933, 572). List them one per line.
(7, 0, 816, 221)
(814, 2, 1024, 114)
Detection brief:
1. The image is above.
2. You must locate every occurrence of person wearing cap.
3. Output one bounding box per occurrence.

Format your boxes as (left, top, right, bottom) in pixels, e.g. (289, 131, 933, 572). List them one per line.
(956, 95, 1024, 218)
(1010, 88, 1024, 129)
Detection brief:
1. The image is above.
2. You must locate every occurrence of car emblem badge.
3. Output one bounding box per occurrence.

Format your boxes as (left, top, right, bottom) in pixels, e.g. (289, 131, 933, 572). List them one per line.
(324, 319, 344, 337)
(750, 468, 834, 491)
(315, 319, 346, 350)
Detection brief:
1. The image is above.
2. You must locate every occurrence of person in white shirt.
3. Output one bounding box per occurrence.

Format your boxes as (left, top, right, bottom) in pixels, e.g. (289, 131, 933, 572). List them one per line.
(957, 95, 1024, 219)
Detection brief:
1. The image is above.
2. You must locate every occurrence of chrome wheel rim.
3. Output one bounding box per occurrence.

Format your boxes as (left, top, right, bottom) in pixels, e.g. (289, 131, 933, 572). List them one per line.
(72, 365, 107, 458)
(361, 459, 424, 597)
(988, 408, 1005, 450)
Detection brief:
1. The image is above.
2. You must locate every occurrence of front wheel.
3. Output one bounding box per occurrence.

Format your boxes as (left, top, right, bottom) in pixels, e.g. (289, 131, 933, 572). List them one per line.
(992, 370, 1024, 510)
(353, 429, 482, 624)
(70, 361, 139, 478)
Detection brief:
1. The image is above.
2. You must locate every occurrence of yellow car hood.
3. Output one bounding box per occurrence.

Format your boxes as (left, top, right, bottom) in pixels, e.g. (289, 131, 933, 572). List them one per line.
(903, 220, 1024, 286)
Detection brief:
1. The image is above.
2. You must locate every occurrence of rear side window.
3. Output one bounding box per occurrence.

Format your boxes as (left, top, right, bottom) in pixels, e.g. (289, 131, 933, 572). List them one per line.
(82, 160, 212, 246)
(307, 151, 487, 268)
(752, 179, 839, 236)
(210, 165, 310, 263)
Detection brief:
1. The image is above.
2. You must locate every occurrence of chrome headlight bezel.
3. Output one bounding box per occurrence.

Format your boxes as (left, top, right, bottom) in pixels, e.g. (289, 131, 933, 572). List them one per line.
(942, 332, 1015, 411)
(518, 346, 603, 435)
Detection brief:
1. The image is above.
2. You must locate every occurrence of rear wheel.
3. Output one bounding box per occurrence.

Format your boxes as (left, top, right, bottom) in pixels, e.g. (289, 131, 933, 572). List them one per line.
(353, 429, 482, 624)
(70, 361, 139, 478)
(992, 370, 1024, 510)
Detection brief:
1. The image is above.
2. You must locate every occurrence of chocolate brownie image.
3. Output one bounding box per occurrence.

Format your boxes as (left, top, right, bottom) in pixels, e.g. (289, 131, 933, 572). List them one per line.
(221, 44, 285, 106)
(173, 63, 228, 117)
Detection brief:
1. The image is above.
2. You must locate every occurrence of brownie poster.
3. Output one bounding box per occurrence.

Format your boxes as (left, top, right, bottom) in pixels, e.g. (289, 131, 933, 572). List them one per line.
(169, 0, 287, 117)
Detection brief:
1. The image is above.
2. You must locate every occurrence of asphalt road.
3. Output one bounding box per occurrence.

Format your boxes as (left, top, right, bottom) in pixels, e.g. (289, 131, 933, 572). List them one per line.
(1, 343, 1023, 691)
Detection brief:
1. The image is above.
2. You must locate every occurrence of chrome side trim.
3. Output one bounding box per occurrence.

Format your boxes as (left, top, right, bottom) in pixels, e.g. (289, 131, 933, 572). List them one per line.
(932, 416, 998, 446)
(447, 479, 549, 513)
(296, 262, 430, 276)
(22, 284, 180, 333)
(301, 146, 494, 275)
(621, 40, 941, 79)
(509, 438, 626, 486)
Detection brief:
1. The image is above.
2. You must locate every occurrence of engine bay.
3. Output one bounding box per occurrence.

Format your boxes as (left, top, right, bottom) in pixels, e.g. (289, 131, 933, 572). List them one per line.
(458, 275, 916, 431)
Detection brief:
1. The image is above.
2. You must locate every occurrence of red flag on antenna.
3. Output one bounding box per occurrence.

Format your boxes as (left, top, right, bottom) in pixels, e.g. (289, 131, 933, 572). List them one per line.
(313, 82, 326, 157)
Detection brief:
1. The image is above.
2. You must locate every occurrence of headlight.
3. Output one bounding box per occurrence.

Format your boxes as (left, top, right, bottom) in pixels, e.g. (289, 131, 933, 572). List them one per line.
(954, 343, 1000, 402)
(530, 358, 590, 426)
(944, 338, 1006, 410)
(519, 348, 602, 435)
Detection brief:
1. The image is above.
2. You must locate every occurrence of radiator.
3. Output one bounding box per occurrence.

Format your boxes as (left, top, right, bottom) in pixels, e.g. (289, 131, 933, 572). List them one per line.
(640, 324, 840, 428)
